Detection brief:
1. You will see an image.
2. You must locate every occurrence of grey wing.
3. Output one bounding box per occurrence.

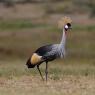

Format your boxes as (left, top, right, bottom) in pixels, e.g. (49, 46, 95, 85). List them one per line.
(35, 44, 53, 56)
(42, 44, 59, 61)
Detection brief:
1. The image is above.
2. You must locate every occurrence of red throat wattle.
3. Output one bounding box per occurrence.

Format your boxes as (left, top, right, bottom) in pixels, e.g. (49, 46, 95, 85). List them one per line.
(65, 31, 67, 35)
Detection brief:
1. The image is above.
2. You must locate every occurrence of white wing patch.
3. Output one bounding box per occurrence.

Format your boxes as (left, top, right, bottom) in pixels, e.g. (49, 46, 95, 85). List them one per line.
(31, 53, 42, 64)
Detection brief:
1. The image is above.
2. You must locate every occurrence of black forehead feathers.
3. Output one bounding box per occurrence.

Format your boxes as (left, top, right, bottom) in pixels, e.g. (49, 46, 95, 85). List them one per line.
(67, 23, 71, 27)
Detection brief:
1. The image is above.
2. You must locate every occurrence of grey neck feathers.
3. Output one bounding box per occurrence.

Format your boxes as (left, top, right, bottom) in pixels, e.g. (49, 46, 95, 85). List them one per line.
(60, 28, 66, 46)
(58, 28, 66, 58)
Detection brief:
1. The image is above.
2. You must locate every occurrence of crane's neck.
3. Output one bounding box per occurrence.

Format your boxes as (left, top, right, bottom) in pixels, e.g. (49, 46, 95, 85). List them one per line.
(58, 27, 67, 58)
(60, 28, 66, 47)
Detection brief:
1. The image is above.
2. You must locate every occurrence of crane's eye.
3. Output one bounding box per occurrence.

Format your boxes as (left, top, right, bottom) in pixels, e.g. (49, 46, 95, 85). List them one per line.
(67, 23, 71, 27)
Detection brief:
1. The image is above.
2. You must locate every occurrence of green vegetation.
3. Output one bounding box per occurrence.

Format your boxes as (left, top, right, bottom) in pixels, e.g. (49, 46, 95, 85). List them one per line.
(73, 25, 95, 32)
(0, 20, 95, 31)
(0, 20, 49, 30)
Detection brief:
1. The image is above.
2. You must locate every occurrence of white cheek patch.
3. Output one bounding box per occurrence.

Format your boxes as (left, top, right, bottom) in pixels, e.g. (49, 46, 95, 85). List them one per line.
(65, 25, 68, 29)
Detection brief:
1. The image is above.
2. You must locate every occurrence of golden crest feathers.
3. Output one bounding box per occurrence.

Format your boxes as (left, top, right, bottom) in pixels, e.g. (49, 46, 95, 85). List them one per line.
(58, 16, 72, 28)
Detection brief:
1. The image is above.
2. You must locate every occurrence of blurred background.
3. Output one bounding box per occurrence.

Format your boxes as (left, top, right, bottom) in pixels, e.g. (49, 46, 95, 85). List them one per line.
(0, 0, 95, 95)
(0, 0, 95, 60)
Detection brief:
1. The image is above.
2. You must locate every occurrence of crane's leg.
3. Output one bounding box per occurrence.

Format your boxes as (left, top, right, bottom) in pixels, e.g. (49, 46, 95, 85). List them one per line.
(45, 62, 48, 82)
(37, 65, 44, 81)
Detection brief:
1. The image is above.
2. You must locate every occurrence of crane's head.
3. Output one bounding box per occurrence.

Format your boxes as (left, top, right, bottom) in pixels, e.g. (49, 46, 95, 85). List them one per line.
(58, 16, 72, 31)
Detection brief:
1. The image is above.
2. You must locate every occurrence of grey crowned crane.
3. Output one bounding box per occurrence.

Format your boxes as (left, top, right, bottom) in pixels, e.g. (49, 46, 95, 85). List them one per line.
(26, 16, 72, 81)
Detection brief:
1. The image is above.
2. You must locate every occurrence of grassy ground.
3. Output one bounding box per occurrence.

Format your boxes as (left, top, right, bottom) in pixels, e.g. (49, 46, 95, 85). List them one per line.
(0, 60, 95, 95)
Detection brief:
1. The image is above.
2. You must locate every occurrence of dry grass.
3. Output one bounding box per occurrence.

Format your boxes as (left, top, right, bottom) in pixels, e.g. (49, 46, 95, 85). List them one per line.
(0, 76, 95, 95)
(0, 60, 95, 95)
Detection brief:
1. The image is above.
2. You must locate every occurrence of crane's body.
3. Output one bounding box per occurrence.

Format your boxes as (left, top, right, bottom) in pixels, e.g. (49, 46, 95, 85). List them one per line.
(26, 17, 72, 81)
